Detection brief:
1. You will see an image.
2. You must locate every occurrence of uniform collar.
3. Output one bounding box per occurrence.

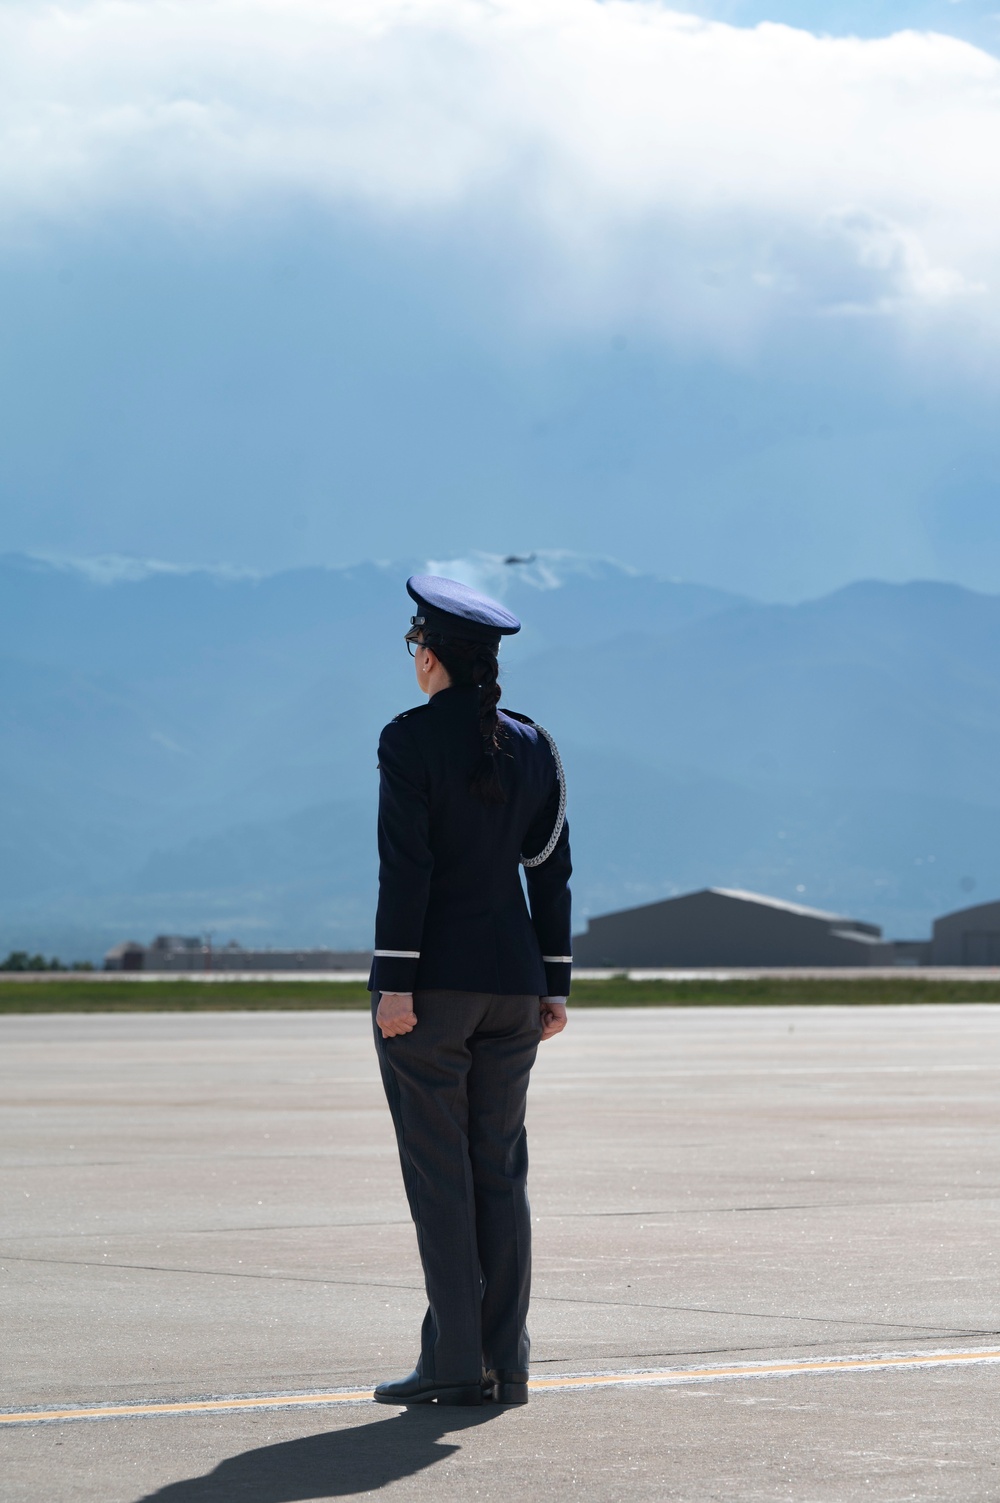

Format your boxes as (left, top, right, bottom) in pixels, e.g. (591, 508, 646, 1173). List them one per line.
(428, 684, 479, 711)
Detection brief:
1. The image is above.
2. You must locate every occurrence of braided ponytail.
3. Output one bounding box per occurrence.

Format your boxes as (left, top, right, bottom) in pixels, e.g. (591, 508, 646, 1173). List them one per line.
(425, 635, 508, 804)
(469, 646, 506, 804)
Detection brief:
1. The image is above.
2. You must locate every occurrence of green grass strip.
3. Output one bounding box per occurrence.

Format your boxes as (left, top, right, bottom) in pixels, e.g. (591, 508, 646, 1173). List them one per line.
(2, 975, 1000, 1011)
(569, 976, 1000, 1005)
(0, 980, 372, 1012)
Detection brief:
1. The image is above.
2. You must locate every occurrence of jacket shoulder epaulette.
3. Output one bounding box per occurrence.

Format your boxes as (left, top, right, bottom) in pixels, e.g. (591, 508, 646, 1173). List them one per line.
(501, 709, 536, 728)
(389, 704, 429, 726)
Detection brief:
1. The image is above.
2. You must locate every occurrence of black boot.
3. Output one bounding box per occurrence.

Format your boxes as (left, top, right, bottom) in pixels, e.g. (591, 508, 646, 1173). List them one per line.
(485, 1369, 529, 1405)
(374, 1369, 484, 1406)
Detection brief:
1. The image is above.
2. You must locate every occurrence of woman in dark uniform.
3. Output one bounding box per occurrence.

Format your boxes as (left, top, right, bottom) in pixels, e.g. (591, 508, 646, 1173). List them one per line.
(370, 575, 572, 1408)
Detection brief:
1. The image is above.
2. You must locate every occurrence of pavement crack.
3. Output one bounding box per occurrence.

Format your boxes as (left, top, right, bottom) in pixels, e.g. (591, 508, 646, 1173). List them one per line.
(543, 1194, 998, 1218)
(0, 1219, 411, 1242)
(0, 1252, 424, 1293)
(529, 1290, 998, 1336)
(3, 1252, 994, 1346)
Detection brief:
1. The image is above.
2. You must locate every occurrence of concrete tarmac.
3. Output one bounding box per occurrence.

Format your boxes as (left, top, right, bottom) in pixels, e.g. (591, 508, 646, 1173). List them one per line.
(1, 1005, 998, 1501)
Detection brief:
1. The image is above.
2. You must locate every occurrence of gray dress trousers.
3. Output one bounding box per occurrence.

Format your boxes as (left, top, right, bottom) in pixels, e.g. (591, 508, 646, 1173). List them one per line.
(373, 988, 541, 1383)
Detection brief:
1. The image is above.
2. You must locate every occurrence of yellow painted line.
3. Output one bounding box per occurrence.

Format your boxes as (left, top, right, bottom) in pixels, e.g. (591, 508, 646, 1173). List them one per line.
(3, 1348, 999, 1425)
(0, 1390, 371, 1424)
(528, 1347, 1000, 1391)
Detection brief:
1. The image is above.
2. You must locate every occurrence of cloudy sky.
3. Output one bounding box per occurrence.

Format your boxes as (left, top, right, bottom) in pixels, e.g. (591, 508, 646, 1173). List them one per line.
(2, 0, 999, 599)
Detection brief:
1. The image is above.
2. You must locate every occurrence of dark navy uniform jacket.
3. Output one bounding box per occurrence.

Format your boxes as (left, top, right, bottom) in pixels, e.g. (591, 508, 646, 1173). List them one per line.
(368, 684, 572, 998)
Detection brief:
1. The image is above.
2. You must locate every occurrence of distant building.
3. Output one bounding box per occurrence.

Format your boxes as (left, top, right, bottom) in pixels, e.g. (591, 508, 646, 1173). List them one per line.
(103, 941, 146, 972)
(104, 936, 372, 972)
(887, 939, 932, 967)
(931, 900, 1000, 965)
(572, 887, 892, 968)
(148, 935, 205, 966)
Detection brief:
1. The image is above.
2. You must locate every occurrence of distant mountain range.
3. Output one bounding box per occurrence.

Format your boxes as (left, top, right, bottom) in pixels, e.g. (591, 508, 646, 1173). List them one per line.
(3, 549, 999, 961)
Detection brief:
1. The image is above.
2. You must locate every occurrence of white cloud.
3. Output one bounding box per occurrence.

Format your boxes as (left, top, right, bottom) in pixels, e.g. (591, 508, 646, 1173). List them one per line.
(1, 0, 998, 331)
(26, 551, 261, 584)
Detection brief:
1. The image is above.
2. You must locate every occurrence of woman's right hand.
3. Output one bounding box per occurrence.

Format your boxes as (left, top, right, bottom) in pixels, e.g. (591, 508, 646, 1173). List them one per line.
(539, 998, 568, 1041)
(377, 992, 418, 1038)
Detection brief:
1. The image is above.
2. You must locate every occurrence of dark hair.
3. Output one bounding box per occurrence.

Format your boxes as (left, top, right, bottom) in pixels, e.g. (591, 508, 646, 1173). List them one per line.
(425, 635, 507, 804)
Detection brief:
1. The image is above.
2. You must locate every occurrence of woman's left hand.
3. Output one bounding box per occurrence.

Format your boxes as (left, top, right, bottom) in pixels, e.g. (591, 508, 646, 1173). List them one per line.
(539, 999, 568, 1041)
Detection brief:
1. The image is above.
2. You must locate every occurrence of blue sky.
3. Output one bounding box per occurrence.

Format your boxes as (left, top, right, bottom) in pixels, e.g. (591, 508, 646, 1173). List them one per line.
(675, 1, 1000, 47)
(1, 0, 999, 600)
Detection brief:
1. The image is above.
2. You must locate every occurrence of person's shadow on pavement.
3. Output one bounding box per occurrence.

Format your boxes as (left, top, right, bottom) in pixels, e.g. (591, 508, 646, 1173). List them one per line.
(134, 1405, 505, 1501)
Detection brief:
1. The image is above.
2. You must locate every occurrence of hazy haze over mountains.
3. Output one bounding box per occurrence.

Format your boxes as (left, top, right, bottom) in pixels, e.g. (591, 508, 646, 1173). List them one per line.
(5, 2, 1000, 963)
(3, 549, 999, 961)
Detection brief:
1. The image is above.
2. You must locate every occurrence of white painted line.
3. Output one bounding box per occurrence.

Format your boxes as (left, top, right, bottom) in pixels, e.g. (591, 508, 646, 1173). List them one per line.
(3, 1347, 998, 1425)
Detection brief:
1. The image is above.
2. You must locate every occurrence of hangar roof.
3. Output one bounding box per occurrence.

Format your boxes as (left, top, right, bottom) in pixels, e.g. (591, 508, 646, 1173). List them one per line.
(709, 888, 850, 923)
